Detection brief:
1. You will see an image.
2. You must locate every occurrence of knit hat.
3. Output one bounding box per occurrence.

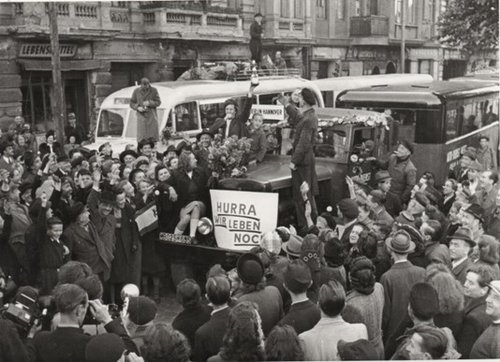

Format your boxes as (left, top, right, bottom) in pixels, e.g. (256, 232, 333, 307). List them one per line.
(409, 283, 439, 320)
(338, 199, 359, 220)
(237, 253, 265, 285)
(127, 296, 157, 325)
(85, 333, 125, 362)
(338, 339, 378, 361)
(284, 260, 312, 294)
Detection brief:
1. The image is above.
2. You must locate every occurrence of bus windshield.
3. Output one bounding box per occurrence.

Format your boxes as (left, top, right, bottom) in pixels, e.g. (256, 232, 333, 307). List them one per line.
(97, 109, 127, 137)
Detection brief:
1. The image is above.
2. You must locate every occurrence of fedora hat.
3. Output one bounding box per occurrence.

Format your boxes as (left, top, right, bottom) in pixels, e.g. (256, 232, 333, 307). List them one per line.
(281, 234, 303, 258)
(447, 226, 475, 248)
(385, 230, 415, 254)
(196, 128, 214, 141)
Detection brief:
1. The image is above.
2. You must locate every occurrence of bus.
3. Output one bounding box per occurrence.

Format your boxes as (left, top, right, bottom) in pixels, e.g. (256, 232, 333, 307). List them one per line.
(313, 74, 433, 107)
(87, 77, 324, 154)
(449, 71, 499, 84)
(336, 81, 500, 184)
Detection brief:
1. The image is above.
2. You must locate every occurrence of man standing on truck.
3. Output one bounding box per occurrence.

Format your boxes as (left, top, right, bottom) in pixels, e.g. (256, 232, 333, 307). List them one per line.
(130, 78, 161, 143)
(279, 88, 319, 230)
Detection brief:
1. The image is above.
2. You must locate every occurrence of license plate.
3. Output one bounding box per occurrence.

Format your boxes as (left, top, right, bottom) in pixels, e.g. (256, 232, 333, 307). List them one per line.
(159, 232, 192, 245)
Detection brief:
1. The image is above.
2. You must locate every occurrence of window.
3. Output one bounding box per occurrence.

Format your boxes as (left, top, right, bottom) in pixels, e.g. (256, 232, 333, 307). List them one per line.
(316, 0, 327, 19)
(97, 109, 127, 137)
(355, 0, 361, 15)
(337, 0, 345, 19)
(168, 102, 199, 133)
(407, 0, 416, 24)
(199, 101, 226, 129)
(293, 0, 304, 18)
(394, 0, 402, 23)
(258, 93, 281, 105)
(280, 0, 289, 17)
(418, 59, 432, 75)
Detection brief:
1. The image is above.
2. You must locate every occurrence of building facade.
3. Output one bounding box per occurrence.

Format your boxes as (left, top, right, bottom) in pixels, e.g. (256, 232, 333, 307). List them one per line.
(0, 0, 496, 132)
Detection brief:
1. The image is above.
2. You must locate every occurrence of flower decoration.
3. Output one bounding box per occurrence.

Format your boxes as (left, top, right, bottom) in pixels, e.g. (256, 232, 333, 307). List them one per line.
(318, 113, 389, 130)
(208, 136, 252, 178)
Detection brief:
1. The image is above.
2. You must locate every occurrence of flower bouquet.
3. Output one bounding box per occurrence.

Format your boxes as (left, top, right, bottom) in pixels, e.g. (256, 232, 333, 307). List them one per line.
(208, 136, 252, 178)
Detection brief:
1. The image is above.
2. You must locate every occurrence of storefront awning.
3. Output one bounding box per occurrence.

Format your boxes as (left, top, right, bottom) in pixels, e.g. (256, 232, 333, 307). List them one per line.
(18, 59, 102, 71)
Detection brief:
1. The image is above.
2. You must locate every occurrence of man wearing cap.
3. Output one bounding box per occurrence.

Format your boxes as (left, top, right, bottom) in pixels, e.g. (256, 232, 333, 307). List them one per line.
(470, 280, 500, 358)
(374, 170, 402, 217)
(475, 171, 499, 221)
(380, 140, 417, 204)
(279, 260, 321, 334)
(122, 295, 157, 351)
(249, 13, 263, 65)
(130, 78, 161, 143)
(208, 85, 256, 140)
(380, 230, 425, 358)
(335, 198, 359, 246)
(448, 227, 475, 285)
(64, 112, 87, 144)
(279, 88, 319, 231)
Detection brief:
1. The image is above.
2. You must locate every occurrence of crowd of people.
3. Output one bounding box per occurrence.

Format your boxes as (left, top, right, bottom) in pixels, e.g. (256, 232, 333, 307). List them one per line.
(0, 82, 499, 362)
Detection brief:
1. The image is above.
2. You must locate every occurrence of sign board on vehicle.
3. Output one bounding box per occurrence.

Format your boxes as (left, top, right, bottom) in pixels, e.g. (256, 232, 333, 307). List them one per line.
(210, 190, 279, 251)
(249, 104, 285, 121)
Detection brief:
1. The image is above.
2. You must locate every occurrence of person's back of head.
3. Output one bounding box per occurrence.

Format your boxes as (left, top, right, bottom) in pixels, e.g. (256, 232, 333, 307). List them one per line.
(205, 275, 231, 306)
(58, 261, 93, 284)
(74, 274, 103, 301)
(407, 325, 448, 360)
(53, 284, 88, 324)
(318, 280, 345, 317)
(284, 259, 312, 295)
(85, 333, 125, 362)
(265, 325, 303, 361)
(349, 257, 376, 295)
(176, 279, 201, 309)
(409, 283, 439, 322)
(142, 322, 191, 362)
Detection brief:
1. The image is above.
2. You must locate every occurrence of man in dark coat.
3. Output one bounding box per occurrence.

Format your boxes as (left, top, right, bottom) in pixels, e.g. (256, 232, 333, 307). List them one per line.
(280, 88, 319, 230)
(448, 227, 475, 285)
(208, 85, 256, 140)
(194, 276, 231, 362)
(130, 78, 161, 142)
(457, 263, 495, 358)
(381, 230, 426, 358)
(249, 13, 263, 65)
(64, 112, 87, 144)
(449, 150, 475, 182)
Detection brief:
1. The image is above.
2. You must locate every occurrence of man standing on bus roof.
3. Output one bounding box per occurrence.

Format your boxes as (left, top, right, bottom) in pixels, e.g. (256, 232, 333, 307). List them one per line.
(130, 78, 161, 143)
(380, 140, 417, 205)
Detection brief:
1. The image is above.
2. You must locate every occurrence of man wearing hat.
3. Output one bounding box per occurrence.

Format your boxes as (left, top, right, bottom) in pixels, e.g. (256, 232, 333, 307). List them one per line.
(208, 85, 257, 140)
(119, 149, 138, 167)
(380, 140, 416, 204)
(194, 129, 213, 171)
(237, 253, 283, 336)
(335, 198, 359, 246)
(449, 226, 476, 285)
(249, 13, 263, 65)
(461, 203, 485, 241)
(380, 230, 425, 358)
(278, 88, 319, 231)
(374, 170, 402, 217)
(122, 296, 157, 351)
(137, 137, 156, 160)
(450, 150, 476, 182)
(470, 280, 500, 358)
(130, 78, 161, 143)
(279, 260, 320, 335)
(65, 112, 87, 144)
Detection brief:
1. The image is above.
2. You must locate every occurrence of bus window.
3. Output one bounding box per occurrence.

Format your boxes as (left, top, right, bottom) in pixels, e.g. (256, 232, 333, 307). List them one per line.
(414, 109, 443, 143)
(97, 109, 126, 137)
(258, 93, 281, 105)
(173, 102, 199, 132)
(199, 101, 226, 128)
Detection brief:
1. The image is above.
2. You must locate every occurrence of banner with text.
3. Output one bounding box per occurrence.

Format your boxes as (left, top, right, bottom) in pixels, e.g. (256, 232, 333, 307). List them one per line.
(249, 104, 285, 121)
(210, 190, 279, 251)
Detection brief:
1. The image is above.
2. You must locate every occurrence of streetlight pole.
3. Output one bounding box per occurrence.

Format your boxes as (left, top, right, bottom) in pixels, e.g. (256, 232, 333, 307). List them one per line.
(400, 0, 406, 73)
(48, 2, 65, 143)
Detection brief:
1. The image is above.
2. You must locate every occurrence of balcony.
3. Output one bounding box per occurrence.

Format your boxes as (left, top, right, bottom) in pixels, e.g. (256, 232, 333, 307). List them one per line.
(350, 16, 388, 36)
(141, 8, 244, 41)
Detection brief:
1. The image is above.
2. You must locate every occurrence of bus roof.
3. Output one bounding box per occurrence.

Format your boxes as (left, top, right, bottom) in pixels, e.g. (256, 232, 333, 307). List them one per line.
(449, 72, 499, 84)
(101, 77, 323, 109)
(337, 81, 499, 106)
(313, 74, 433, 91)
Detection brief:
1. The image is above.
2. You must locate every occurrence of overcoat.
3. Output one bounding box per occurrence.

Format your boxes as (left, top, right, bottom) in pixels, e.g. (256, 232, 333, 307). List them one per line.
(130, 85, 161, 142)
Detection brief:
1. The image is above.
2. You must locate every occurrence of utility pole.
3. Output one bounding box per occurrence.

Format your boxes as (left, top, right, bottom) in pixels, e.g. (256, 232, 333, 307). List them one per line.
(48, 2, 65, 143)
(400, 0, 406, 73)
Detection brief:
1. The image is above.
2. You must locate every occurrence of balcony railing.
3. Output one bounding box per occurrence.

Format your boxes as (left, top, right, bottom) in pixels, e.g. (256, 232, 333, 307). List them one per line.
(350, 15, 388, 36)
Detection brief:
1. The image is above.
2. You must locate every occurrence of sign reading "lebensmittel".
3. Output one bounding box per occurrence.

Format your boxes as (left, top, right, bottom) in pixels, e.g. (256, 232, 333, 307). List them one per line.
(210, 190, 278, 251)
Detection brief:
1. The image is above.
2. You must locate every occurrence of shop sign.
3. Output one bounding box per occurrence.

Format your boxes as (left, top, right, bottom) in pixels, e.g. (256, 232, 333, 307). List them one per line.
(19, 44, 77, 58)
(210, 190, 278, 251)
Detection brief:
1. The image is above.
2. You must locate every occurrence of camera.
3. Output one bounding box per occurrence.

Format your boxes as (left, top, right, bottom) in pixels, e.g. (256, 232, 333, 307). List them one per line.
(83, 302, 122, 325)
(2, 290, 46, 333)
